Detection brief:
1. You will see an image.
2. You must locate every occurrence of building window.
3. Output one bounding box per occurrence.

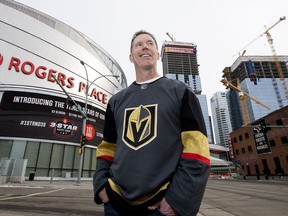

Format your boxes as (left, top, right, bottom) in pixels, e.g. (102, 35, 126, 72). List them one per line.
(37, 142, 52, 176)
(233, 137, 237, 143)
(276, 119, 284, 125)
(239, 135, 243, 141)
(24, 141, 40, 168)
(0, 140, 13, 158)
(269, 140, 276, 147)
(235, 149, 239, 155)
(281, 136, 288, 145)
(241, 147, 246, 154)
(62, 145, 75, 169)
(248, 145, 252, 152)
(50, 144, 65, 170)
(245, 133, 249, 139)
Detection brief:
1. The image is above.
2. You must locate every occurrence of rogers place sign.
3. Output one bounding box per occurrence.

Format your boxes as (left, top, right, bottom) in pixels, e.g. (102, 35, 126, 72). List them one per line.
(3, 54, 109, 104)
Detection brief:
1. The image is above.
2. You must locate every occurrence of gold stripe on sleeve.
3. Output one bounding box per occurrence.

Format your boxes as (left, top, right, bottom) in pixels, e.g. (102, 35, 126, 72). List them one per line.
(181, 131, 210, 160)
(96, 141, 116, 159)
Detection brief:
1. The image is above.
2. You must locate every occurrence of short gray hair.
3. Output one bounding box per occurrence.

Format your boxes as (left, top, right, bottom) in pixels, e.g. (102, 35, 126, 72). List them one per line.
(130, 30, 158, 52)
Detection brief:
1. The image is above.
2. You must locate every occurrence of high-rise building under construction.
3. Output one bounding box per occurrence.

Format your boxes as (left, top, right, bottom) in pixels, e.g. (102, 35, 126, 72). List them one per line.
(161, 40, 214, 144)
(161, 41, 202, 94)
(222, 55, 288, 130)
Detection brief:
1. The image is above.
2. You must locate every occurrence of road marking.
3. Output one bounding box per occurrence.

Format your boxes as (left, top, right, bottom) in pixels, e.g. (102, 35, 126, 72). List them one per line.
(0, 188, 64, 201)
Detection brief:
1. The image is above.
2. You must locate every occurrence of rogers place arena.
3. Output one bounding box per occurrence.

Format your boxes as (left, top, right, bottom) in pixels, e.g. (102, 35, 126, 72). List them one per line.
(0, 0, 127, 180)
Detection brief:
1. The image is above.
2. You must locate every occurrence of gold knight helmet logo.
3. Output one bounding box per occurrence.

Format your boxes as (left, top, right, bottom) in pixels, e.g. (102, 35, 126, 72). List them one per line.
(122, 104, 157, 150)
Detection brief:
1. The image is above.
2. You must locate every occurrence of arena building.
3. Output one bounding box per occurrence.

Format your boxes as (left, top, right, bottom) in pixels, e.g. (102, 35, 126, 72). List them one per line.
(0, 0, 127, 181)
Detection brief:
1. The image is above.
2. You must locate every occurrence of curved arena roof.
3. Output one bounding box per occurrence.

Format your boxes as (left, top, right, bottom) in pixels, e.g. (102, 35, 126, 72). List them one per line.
(0, 0, 127, 88)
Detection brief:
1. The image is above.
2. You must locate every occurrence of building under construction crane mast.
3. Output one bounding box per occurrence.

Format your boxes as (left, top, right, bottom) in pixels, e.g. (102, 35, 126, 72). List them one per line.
(265, 16, 288, 103)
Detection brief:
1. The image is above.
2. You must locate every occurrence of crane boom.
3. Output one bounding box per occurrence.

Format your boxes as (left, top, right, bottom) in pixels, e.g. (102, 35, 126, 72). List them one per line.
(263, 16, 286, 35)
(221, 79, 250, 125)
(233, 16, 285, 57)
(221, 79, 271, 110)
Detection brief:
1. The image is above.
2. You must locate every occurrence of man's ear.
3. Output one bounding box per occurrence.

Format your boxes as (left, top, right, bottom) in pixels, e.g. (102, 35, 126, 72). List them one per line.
(129, 54, 133, 63)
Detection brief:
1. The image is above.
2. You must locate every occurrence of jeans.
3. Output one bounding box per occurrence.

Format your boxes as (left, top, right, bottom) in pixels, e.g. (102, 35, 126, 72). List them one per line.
(104, 202, 165, 216)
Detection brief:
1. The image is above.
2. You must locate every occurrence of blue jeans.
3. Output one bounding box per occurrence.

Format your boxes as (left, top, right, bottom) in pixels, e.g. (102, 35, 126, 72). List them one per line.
(104, 202, 165, 216)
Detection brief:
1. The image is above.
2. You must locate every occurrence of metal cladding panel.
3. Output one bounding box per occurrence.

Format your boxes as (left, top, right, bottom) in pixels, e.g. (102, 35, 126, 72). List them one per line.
(245, 60, 255, 74)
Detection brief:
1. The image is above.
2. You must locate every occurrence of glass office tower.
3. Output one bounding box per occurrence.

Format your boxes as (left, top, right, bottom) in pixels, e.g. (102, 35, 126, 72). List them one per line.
(223, 56, 288, 129)
(210, 92, 232, 147)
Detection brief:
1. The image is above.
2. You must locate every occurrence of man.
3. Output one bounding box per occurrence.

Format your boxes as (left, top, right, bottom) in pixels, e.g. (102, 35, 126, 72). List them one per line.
(93, 30, 210, 216)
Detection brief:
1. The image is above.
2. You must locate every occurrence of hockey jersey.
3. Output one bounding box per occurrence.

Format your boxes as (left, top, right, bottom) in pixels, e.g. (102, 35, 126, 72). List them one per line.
(93, 77, 210, 216)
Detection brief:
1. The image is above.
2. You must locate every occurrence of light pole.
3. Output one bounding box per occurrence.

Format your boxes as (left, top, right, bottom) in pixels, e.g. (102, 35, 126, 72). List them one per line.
(52, 62, 119, 185)
(77, 61, 118, 184)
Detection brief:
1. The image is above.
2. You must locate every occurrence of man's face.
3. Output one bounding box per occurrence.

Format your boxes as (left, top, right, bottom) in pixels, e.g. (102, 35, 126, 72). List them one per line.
(129, 34, 159, 70)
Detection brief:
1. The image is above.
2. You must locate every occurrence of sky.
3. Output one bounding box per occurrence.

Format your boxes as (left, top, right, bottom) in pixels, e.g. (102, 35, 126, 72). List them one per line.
(14, 0, 288, 105)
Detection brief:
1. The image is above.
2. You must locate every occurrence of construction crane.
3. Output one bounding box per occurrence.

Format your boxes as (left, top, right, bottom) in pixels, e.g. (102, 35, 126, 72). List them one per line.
(166, 32, 175, 41)
(234, 16, 288, 107)
(221, 78, 271, 125)
(264, 17, 288, 103)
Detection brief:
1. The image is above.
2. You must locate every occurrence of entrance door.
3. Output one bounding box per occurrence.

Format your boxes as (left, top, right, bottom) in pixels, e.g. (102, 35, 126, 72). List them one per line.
(262, 159, 270, 176)
(246, 164, 251, 175)
(273, 157, 284, 175)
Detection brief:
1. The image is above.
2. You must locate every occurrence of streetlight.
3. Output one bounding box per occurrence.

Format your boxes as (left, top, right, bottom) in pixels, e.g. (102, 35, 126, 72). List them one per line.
(77, 61, 118, 184)
(52, 62, 119, 185)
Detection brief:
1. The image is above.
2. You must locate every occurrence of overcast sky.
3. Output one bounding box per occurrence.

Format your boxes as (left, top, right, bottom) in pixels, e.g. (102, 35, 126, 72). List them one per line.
(15, 0, 288, 103)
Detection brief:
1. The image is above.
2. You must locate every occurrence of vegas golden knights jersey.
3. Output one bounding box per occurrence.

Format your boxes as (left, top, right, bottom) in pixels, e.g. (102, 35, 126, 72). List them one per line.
(94, 77, 210, 216)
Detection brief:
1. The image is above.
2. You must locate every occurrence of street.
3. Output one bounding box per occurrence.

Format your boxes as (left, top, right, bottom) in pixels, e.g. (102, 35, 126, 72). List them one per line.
(201, 178, 288, 216)
(0, 178, 287, 215)
(0, 180, 101, 216)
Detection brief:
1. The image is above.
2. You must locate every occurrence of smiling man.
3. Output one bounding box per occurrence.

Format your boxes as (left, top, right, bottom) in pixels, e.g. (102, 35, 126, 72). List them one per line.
(93, 30, 210, 216)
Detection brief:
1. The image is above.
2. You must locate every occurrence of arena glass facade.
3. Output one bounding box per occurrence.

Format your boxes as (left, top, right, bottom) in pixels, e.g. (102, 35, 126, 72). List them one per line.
(0, 0, 127, 178)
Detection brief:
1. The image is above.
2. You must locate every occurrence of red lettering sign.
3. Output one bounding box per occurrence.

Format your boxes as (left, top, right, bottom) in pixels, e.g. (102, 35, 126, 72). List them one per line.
(6, 55, 109, 105)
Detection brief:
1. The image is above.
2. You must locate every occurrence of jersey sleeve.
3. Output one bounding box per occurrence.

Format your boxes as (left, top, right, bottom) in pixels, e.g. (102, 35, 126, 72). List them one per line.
(93, 103, 117, 204)
(165, 89, 211, 216)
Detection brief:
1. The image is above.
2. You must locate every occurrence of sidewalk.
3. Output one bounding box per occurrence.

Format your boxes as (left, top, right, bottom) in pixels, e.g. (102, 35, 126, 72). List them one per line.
(1, 179, 232, 216)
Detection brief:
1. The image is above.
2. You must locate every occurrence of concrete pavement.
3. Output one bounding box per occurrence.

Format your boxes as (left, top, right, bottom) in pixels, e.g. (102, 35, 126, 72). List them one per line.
(0, 178, 235, 216)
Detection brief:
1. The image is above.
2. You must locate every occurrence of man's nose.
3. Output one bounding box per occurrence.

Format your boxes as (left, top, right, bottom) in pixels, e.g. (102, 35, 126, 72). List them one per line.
(142, 43, 149, 49)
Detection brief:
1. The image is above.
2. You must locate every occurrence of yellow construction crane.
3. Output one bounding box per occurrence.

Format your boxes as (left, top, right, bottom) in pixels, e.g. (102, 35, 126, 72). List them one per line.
(221, 79, 271, 125)
(264, 16, 288, 101)
(234, 16, 288, 105)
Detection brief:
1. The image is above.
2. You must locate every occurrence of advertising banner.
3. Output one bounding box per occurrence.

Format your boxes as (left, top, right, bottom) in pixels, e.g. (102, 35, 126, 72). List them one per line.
(253, 129, 271, 155)
(164, 47, 196, 54)
(0, 91, 105, 146)
(228, 136, 234, 159)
